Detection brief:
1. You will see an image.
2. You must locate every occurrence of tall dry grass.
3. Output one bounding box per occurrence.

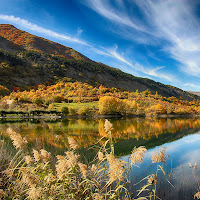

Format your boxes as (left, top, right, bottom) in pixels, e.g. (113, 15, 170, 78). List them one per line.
(0, 119, 198, 199)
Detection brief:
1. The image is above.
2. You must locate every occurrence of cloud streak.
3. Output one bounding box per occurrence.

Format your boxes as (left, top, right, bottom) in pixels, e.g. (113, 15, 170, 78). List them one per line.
(85, 0, 147, 33)
(85, 0, 200, 87)
(0, 15, 90, 46)
(106, 45, 175, 82)
(84, 0, 159, 45)
(184, 83, 200, 89)
(136, 0, 200, 78)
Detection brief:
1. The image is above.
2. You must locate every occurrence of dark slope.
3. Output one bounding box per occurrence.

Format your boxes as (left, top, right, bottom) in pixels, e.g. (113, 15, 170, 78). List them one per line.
(0, 24, 198, 100)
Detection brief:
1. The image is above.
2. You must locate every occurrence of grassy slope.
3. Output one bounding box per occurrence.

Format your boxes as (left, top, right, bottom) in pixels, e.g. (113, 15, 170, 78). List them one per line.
(53, 102, 99, 110)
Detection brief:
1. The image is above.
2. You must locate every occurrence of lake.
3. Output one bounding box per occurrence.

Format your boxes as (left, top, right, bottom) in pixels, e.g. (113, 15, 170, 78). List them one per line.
(1, 117, 200, 199)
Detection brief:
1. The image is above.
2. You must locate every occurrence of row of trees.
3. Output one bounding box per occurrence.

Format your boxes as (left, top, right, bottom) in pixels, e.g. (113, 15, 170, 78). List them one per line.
(98, 96, 199, 116)
(1, 79, 200, 116)
(5, 79, 200, 106)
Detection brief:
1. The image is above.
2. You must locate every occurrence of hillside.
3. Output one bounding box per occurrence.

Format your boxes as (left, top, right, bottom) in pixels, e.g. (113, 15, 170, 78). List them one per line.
(0, 24, 89, 60)
(0, 24, 198, 101)
(188, 91, 200, 96)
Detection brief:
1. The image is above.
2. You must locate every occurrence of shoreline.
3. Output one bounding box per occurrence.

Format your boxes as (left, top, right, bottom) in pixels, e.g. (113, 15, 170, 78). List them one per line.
(0, 113, 199, 120)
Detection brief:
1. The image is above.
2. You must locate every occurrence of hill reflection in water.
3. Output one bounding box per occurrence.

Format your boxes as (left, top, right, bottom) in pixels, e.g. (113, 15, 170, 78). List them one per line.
(0, 117, 200, 156)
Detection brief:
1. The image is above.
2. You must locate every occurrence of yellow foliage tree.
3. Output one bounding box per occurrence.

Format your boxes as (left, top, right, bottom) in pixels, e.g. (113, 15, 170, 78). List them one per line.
(123, 100, 137, 115)
(99, 96, 125, 115)
(146, 104, 167, 115)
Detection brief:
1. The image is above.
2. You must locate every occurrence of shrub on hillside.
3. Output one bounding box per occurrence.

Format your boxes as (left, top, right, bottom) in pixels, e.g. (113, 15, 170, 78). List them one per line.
(54, 95, 64, 103)
(0, 85, 9, 96)
(68, 108, 77, 115)
(60, 106, 69, 116)
(32, 97, 43, 106)
(146, 104, 167, 115)
(123, 99, 137, 115)
(99, 96, 126, 115)
(77, 106, 90, 115)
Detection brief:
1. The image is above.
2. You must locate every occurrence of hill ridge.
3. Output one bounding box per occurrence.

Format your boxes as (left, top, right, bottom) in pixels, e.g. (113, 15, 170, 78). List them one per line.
(0, 24, 89, 60)
(0, 24, 198, 101)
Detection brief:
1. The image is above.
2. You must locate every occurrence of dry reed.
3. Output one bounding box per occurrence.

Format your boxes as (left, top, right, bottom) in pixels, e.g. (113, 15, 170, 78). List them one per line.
(152, 147, 166, 163)
(195, 192, 200, 199)
(68, 137, 78, 150)
(27, 187, 42, 200)
(106, 153, 124, 182)
(8, 128, 27, 149)
(104, 119, 113, 133)
(130, 146, 147, 164)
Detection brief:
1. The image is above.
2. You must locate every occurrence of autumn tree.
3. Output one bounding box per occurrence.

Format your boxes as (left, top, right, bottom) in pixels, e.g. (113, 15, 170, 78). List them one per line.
(99, 96, 125, 115)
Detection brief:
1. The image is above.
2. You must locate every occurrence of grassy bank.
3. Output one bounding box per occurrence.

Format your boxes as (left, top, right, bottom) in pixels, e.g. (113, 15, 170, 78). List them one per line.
(1, 99, 200, 119)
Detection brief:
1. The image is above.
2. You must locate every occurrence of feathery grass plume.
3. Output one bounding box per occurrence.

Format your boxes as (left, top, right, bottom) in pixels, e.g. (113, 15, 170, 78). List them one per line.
(40, 149, 51, 162)
(8, 128, 27, 149)
(194, 163, 198, 169)
(93, 193, 104, 200)
(65, 151, 79, 166)
(56, 155, 70, 180)
(188, 163, 193, 168)
(148, 174, 158, 185)
(44, 173, 56, 184)
(106, 153, 124, 182)
(194, 192, 200, 199)
(27, 187, 42, 200)
(104, 119, 113, 133)
(3, 168, 14, 178)
(91, 164, 97, 172)
(152, 147, 166, 163)
(78, 162, 87, 178)
(24, 155, 33, 164)
(21, 169, 40, 187)
(98, 151, 104, 161)
(68, 137, 78, 150)
(0, 189, 4, 199)
(130, 146, 147, 164)
(33, 149, 41, 162)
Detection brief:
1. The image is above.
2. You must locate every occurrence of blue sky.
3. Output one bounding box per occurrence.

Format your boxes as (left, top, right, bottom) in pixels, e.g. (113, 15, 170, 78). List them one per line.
(0, 0, 200, 91)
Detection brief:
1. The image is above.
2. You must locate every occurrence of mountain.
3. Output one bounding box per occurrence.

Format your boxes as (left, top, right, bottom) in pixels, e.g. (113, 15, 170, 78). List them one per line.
(0, 24, 198, 100)
(0, 24, 89, 60)
(188, 91, 200, 96)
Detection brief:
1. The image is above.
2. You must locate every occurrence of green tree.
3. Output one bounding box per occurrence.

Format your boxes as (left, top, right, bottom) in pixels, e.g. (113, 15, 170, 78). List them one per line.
(60, 106, 69, 115)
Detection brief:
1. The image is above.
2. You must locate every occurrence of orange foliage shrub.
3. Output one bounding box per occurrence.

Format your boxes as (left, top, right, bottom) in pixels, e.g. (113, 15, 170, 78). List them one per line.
(123, 100, 137, 115)
(146, 104, 167, 115)
(99, 96, 126, 115)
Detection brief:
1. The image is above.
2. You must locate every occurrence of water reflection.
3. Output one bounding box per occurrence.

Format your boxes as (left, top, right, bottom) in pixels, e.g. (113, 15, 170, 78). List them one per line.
(1, 117, 200, 199)
(0, 117, 200, 156)
(123, 132, 200, 199)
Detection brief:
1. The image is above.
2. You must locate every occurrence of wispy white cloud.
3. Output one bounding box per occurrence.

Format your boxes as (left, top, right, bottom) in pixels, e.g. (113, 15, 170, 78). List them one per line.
(85, 0, 200, 86)
(184, 83, 200, 89)
(136, 0, 200, 78)
(0, 14, 90, 46)
(85, 0, 147, 33)
(106, 45, 175, 82)
(84, 0, 159, 45)
(76, 27, 83, 38)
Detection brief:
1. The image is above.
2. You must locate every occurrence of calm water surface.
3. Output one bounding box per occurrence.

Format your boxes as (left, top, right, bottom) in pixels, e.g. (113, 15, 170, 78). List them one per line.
(1, 117, 200, 199)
